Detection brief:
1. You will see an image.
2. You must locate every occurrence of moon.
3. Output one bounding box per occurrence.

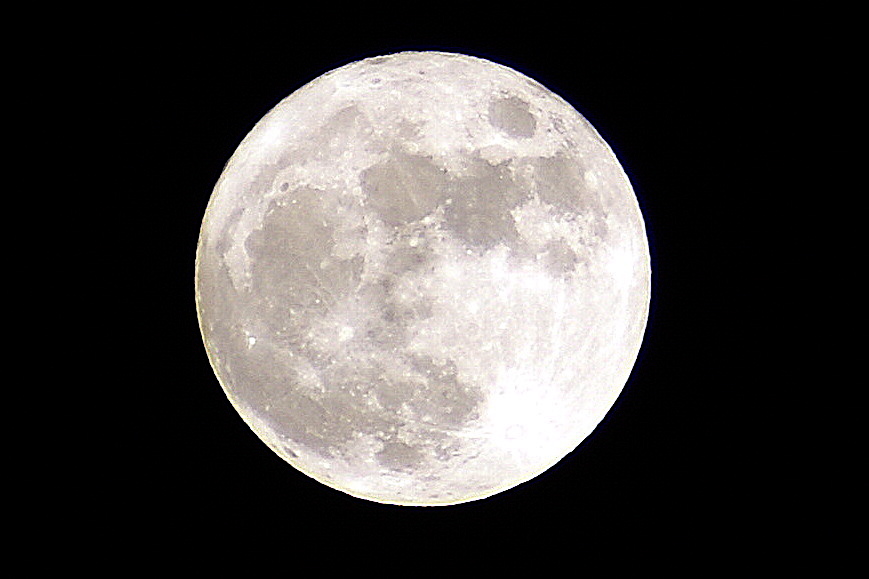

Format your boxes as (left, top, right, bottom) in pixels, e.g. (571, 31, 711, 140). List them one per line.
(195, 51, 650, 505)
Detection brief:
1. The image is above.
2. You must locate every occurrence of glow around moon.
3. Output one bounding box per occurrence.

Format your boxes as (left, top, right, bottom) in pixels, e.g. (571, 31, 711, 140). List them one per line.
(195, 52, 650, 505)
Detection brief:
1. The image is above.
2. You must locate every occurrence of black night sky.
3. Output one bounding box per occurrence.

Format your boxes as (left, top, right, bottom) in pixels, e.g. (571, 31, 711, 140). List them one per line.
(90, 11, 772, 559)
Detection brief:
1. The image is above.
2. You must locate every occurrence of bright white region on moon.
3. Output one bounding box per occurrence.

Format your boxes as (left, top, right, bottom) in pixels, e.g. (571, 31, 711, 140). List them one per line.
(195, 52, 650, 505)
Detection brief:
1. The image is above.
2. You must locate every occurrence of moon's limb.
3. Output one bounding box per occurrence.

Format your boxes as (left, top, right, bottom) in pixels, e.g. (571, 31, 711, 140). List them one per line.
(195, 52, 650, 505)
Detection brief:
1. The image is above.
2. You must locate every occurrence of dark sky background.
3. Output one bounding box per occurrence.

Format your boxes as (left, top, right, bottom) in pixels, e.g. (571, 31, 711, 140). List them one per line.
(97, 13, 768, 557)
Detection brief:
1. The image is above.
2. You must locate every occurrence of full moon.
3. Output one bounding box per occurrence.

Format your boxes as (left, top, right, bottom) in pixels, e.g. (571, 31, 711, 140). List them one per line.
(195, 52, 650, 505)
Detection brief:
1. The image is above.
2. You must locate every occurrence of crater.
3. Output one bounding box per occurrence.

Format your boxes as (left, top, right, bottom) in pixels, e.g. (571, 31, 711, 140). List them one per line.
(226, 344, 304, 413)
(195, 260, 240, 348)
(406, 355, 483, 428)
(537, 240, 579, 277)
(442, 159, 526, 251)
(385, 226, 436, 274)
(374, 377, 414, 412)
(488, 96, 536, 138)
(276, 105, 369, 167)
(267, 395, 359, 458)
(533, 154, 601, 216)
(262, 360, 397, 459)
(243, 187, 364, 346)
(245, 188, 332, 266)
(377, 441, 425, 472)
(360, 152, 449, 226)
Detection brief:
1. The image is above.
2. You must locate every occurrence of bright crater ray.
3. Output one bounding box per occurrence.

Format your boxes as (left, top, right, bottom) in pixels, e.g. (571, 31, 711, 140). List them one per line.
(195, 52, 650, 505)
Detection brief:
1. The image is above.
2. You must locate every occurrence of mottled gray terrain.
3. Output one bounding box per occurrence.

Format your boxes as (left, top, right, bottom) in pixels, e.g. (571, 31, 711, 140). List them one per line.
(196, 52, 649, 504)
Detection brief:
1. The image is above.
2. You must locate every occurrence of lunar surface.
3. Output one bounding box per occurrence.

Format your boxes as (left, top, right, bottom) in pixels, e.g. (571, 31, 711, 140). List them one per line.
(195, 52, 650, 505)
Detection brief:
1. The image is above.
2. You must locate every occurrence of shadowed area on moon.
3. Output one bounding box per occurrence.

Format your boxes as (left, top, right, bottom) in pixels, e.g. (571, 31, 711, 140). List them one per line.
(196, 52, 648, 504)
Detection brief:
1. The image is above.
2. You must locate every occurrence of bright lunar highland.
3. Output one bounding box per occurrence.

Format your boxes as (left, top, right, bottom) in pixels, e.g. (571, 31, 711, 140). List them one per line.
(195, 52, 650, 505)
